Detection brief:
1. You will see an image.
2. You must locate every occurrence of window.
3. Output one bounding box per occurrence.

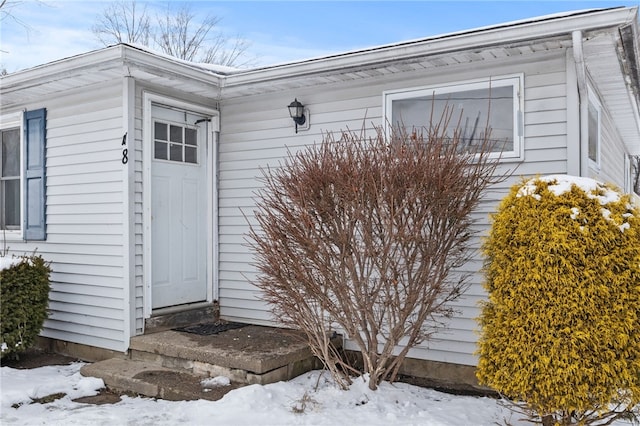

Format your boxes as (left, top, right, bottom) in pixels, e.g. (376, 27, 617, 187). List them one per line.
(1, 127, 20, 229)
(0, 108, 47, 240)
(627, 154, 640, 195)
(153, 121, 198, 164)
(384, 75, 523, 158)
(587, 90, 601, 168)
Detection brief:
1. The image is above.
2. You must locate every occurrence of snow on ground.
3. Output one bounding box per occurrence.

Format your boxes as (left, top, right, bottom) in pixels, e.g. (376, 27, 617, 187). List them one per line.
(1, 363, 524, 426)
(2, 363, 636, 426)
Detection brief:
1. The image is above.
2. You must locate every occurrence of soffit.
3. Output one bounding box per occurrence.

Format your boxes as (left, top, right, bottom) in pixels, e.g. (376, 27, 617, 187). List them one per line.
(585, 30, 640, 154)
(0, 46, 222, 110)
(220, 37, 574, 98)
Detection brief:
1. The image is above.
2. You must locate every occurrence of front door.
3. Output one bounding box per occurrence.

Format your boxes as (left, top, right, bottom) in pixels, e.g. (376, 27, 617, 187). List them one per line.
(151, 104, 208, 309)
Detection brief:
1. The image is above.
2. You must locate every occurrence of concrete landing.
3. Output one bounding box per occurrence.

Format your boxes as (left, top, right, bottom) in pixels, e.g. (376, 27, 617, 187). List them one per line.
(129, 325, 327, 384)
(81, 325, 340, 400)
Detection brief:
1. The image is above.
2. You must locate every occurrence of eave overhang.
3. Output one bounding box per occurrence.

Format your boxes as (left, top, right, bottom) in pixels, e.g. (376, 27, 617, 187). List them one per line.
(221, 7, 637, 94)
(0, 45, 224, 110)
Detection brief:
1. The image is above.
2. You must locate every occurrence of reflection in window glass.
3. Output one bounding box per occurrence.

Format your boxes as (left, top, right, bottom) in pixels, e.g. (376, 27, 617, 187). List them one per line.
(3, 180, 19, 227)
(154, 141, 168, 160)
(588, 101, 599, 164)
(185, 146, 197, 163)
(391, 85, 513, 153)
(1, 127, 20, 230)
(155, 122, 168, 141)
(170, 125, 182, 143)
(2, 129, 20, 177)
(170, 143, 182, 162)
(185, 128, 197, 146)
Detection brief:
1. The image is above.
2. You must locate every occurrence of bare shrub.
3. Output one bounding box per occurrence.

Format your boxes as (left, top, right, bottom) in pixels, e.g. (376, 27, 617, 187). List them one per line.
(248, 116, 506, 390)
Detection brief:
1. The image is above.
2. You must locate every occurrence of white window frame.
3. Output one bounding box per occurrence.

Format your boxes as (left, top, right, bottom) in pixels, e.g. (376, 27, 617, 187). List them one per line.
(587, 88, 601, 170)
(383, 74, 524, 160)
(0, 111, 24, 240)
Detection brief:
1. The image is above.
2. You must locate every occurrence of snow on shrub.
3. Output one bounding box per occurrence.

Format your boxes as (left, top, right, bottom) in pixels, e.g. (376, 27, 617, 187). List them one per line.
(1, 254, 51, 359)
(476, 175, 640, 425)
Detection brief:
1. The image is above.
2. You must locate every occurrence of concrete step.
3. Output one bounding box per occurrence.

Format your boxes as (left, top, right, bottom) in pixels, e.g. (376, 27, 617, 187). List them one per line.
(129, 325, 331, 384)
(81, 324, 342, 400)
(80, 358, 242, 401)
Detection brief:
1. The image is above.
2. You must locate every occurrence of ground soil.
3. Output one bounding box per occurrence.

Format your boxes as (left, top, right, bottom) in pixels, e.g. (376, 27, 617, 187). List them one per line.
(1, 348, 76, 369)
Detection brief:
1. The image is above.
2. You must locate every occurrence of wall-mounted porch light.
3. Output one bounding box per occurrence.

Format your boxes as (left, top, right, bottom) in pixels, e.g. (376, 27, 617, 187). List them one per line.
(287, 98, 308, 133)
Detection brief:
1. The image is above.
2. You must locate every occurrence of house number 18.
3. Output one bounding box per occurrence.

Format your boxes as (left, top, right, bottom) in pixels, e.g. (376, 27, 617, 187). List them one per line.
(122, 133, 128, 164)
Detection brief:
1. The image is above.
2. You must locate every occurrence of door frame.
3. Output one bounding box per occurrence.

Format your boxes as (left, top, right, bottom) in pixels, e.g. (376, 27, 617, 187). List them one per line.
(142, 92, 219, 319)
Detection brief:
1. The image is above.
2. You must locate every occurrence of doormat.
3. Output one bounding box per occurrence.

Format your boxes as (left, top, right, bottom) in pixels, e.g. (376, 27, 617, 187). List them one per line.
(174, 322, 246, 336)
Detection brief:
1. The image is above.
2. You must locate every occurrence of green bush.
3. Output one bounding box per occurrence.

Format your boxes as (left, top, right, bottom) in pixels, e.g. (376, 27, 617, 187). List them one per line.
(1, 255, 51, 359)
(476, 175, 640, 425)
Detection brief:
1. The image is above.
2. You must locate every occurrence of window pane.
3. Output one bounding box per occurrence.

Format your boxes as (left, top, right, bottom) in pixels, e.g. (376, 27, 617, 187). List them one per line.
(588, 102, 598, 163)
(185, 128, 197, 146)
(170, 125, 182, 143)
(391, 85, 513, 153)
(155, 122, 168, 141)
(2, 128, 20, 177)
(170, 143, 182, 162)
(154, 141, 168, 160)
(3, 179, 20, 227)
(185, 146, 197, 164)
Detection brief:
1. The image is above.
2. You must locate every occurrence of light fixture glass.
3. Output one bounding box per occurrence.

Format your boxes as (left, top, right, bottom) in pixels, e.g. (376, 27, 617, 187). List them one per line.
(288, 98, 306, 125)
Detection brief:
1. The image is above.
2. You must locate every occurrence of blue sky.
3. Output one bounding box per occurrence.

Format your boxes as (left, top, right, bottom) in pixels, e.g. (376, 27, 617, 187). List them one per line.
(1, 0, 639, 73)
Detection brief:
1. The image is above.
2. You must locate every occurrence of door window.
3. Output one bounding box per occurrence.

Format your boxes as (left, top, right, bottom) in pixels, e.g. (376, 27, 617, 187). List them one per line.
(154, 121, 198, 164)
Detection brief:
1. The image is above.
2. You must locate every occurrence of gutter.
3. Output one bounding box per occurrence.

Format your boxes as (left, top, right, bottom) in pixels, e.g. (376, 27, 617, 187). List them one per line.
(572, 30, 589, 178)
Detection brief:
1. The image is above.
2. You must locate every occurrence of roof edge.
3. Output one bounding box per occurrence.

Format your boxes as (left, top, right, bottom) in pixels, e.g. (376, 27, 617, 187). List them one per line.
(224, 6, 638, 86)
(0, 44, 226, 91)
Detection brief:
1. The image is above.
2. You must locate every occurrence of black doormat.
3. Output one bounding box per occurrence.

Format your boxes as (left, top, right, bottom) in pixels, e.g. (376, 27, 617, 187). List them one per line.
(174, 322, 246, 336)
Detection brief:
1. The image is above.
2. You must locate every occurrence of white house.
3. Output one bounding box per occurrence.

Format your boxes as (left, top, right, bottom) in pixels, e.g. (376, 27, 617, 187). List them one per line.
(1, 7, 639, 381)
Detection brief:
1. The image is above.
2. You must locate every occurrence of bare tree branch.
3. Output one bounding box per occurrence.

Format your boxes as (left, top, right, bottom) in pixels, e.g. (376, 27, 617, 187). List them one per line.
(0, 0, 36, 32)
(200, 34, 253, 68)
(155, 3, 220, 62)
(92, 1, 254, 67)
(92, 0, 150, 45)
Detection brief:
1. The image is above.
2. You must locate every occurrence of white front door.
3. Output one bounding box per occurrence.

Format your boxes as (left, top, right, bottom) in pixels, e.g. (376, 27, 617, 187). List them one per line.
(151, 104, 209, 309)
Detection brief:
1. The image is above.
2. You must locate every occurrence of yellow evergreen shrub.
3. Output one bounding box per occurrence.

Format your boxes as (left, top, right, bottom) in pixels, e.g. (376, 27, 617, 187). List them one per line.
(476, 175, 640, 424)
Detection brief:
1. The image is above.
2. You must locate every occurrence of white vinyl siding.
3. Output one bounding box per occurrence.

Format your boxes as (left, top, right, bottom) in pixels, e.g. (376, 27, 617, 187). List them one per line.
(3, 81, 129, 352)
(218, 52, 569, 366)
(132, 88, 145, 335)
